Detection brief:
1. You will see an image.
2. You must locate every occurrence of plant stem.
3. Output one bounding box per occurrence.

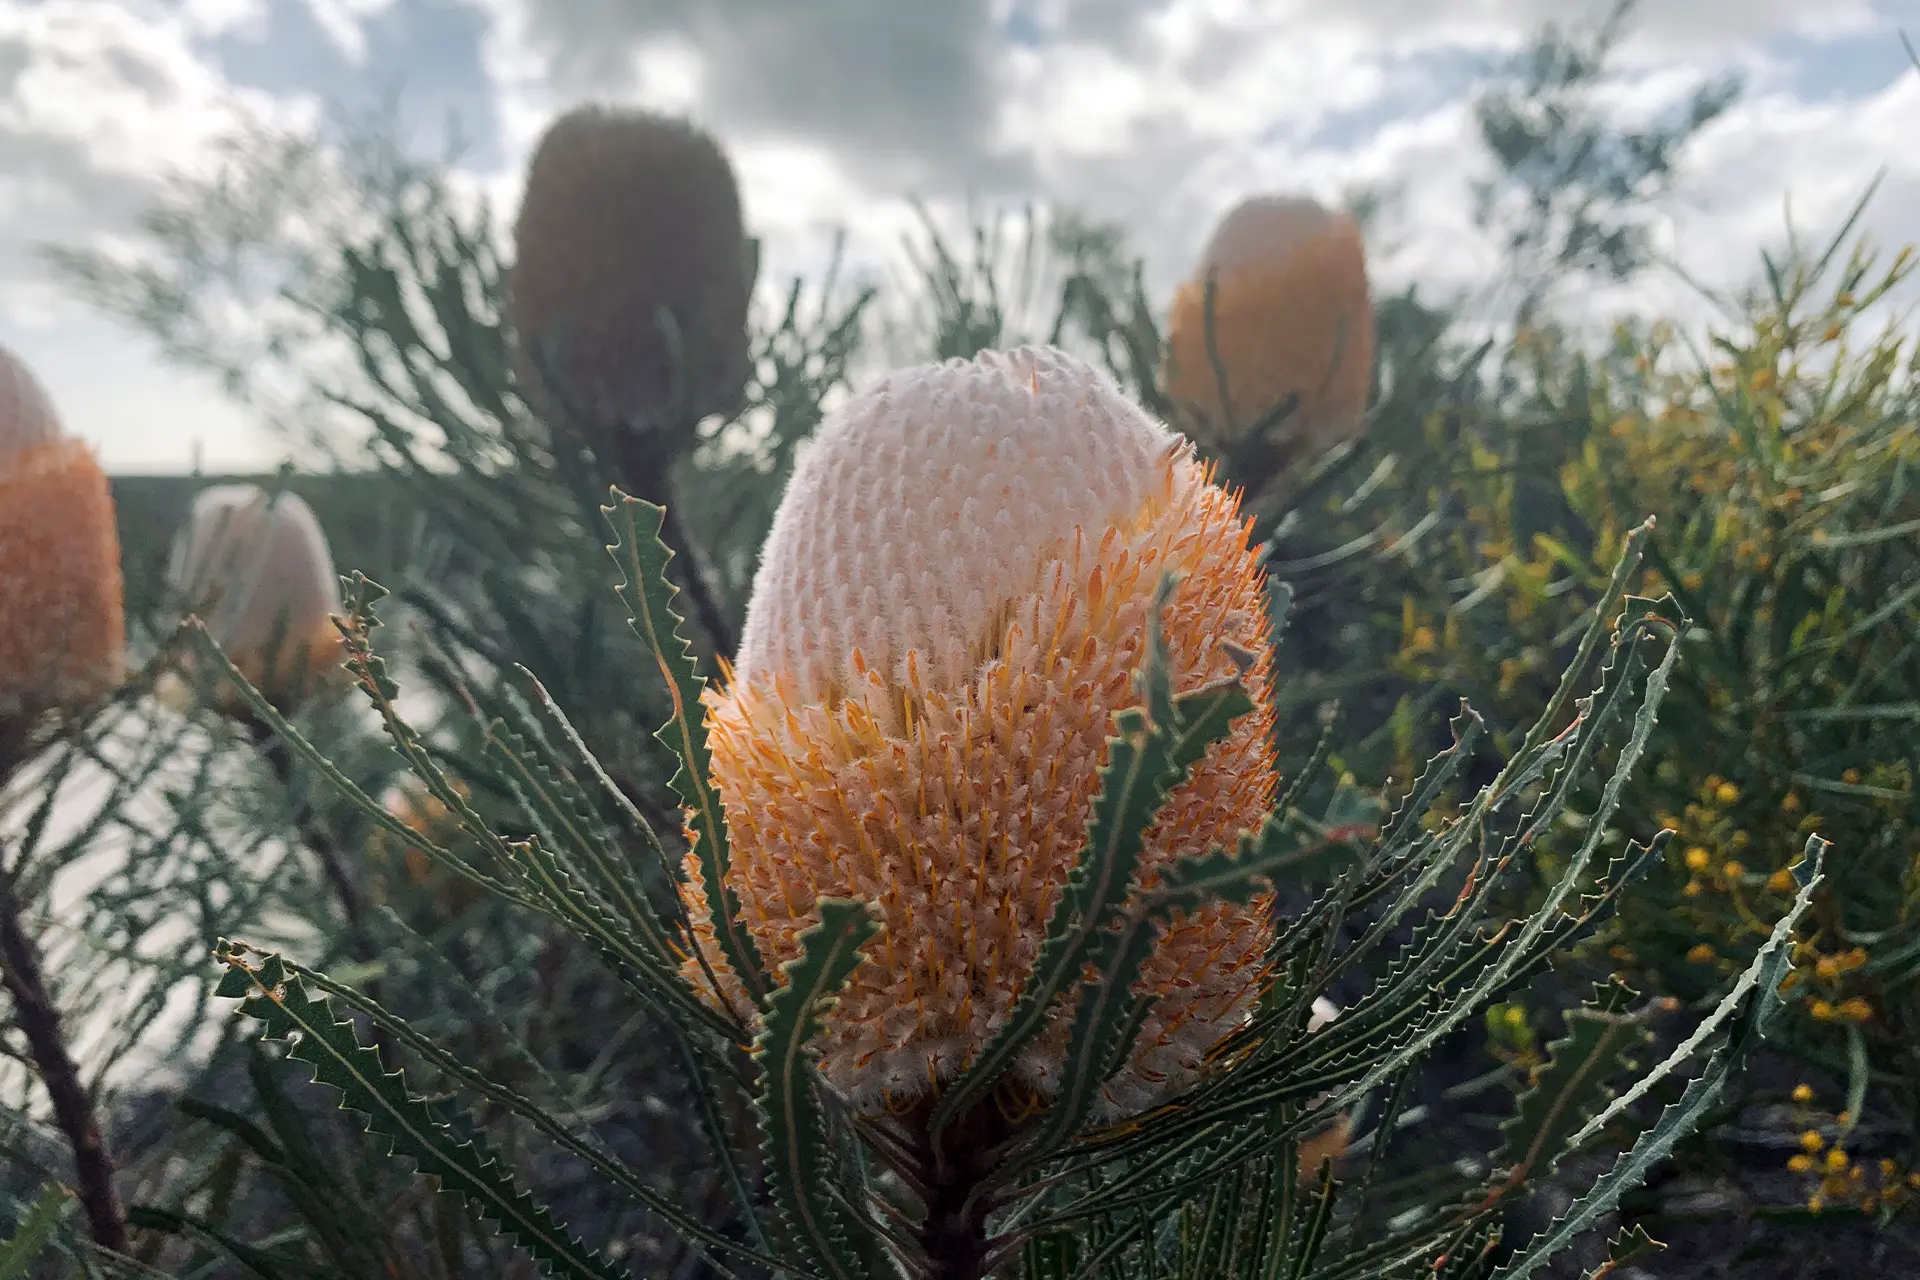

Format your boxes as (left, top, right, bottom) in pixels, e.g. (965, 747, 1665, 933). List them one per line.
(903, 1100, 1024, 1280)
(0, 860, 132, 1255)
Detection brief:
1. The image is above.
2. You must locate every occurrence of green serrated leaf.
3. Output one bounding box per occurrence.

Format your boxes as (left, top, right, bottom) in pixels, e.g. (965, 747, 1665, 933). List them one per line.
(753, 898, 884, 1280)
(262, 949, 783, 1274)
(930, 583, 1251, 1139)
(1492, 978, 1653, 1184)
(1489, 837, 1826, 1280)
(1584, 1223, 1662, 1278)
(211, 941, 633, 1280)
(603, 492, 766, 1010)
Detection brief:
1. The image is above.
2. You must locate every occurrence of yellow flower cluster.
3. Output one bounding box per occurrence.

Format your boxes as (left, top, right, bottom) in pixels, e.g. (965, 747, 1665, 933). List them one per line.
(1785, 1088, 1920, 1217)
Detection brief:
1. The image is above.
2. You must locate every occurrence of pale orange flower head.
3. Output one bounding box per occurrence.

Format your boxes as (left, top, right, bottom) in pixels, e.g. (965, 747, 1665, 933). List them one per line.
(680, 345, 1278, 1120)
(0, 438, 127, 726)
(166, 484, 344, 712)
(1163, 194, 1374, 472)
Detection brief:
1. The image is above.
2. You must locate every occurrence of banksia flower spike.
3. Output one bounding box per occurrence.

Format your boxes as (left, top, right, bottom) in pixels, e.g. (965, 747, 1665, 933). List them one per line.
(0, 341, 62, 454)
(508, 104, 754, 502)
(680, 344, 1279, 1120)
(166, 484, 343, 713)
(1162, 194, 1374, 483)
(0, 344, 126, 736)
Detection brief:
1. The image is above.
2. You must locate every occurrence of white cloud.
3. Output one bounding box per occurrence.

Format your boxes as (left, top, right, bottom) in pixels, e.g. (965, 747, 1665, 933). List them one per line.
(301, 0, 399, 64)
(2, 0, 1916, 475)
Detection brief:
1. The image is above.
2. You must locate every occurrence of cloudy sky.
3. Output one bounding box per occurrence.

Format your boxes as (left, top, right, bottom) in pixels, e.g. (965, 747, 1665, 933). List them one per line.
(1, 0, 1916, 474)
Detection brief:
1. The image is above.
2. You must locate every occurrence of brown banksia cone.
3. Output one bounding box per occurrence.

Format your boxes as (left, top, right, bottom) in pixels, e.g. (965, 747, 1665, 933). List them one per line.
(0, 437, 128, 731)
(1163, 195, 1374, 487)
(508, 104, 754, 500)
(164, 484, 344, 715)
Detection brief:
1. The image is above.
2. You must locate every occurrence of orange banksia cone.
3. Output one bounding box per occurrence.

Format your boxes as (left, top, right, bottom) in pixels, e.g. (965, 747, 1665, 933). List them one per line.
(680, 344, 1280, 1119)
(1163, 195, 1374, 482)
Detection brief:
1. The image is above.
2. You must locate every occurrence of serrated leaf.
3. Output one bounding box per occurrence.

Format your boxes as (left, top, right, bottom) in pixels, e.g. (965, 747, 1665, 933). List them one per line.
(930, 581, 1252, 1138)
(604, 492, 765, 1009)
(1492, 979, 1652, 1185)
(1488, 837, 1826, 1280)
(1583, 1224, 1661, 1278)
(264, 953, 781, 1274)
(176, 619, 528, 910)
(211, 941, 633, 1280)
(753, 898, 884, 1280)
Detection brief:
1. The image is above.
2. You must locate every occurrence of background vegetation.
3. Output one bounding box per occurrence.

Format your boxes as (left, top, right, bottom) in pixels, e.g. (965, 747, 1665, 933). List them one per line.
(2, 3, 1915, 1276)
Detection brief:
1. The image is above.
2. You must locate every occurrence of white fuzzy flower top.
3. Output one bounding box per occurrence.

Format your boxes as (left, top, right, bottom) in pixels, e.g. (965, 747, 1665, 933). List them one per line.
(0, 342, 63, 457)
(734, 345, 1185, 704)
(167, 485, 343, 659)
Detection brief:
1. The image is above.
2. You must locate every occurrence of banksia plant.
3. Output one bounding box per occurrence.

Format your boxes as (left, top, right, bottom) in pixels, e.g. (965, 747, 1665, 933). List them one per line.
(1162, 195, 1374, 492)
(200, 344, 1817, 1280)
(165, 483, 344, 715)
(508, 104, 754, 503)
(0, 348, 126, 741)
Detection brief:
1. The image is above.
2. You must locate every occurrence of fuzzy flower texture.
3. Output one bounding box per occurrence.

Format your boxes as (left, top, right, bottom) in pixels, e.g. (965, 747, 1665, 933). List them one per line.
(0, 342, 125, 725)
(680, 345, 1278, 1119)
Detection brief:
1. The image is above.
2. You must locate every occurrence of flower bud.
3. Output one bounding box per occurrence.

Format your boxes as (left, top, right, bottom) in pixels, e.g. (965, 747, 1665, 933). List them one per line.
(508, 105, 754, 485)
(0, 438, 127, 724)
(1163, 195, 1374, 481)
(166, 484, 343, 711)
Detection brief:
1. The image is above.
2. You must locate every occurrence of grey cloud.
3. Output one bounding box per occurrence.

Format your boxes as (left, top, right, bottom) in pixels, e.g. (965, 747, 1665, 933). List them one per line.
(517, 0, 1037, 195)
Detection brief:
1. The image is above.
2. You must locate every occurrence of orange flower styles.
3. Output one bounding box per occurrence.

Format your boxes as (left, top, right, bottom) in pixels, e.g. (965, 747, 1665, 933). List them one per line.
(679, 345, 1279, 1119)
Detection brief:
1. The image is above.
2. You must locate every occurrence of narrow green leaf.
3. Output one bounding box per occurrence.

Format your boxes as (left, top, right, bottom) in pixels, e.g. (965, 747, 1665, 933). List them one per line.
(1489, 838, 1825, 1280)
(604, 491, 765, 1009)
(1492, 979, 1652, 1182)
(175, 619, 528, 909)
(268, 953, 782, 1272)
(1584, 1224, 1661, 1278)
(753, 898, 884, 1280)
(211, 942, 634, 1280)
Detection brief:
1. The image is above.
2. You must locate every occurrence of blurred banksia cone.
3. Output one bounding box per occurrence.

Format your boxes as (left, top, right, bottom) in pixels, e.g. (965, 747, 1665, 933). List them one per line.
(1162, 195, 1374, 487)
(367, 777, 482, 914)
(0, 341, 63, 454)
(508, 104, 754, 501)
(0, 430, 128, 730)
(166, 484, 344, 713)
